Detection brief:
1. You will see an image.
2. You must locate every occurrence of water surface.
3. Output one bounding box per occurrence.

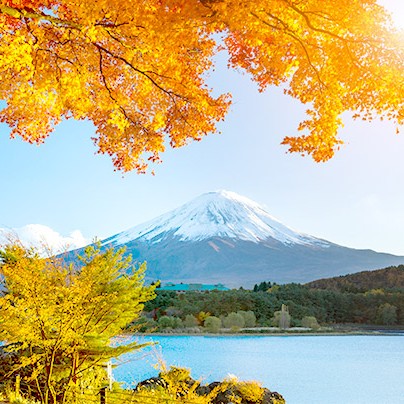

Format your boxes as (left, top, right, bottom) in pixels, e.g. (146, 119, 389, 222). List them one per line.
(113, 335, 404, 404)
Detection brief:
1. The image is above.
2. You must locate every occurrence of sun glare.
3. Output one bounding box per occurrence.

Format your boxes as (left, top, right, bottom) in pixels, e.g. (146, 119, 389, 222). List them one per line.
(379, 0, 404, 30)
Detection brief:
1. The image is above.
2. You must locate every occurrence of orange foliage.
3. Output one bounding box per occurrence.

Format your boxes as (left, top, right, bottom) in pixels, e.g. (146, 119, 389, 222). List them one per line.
(0, 0, 403, 171)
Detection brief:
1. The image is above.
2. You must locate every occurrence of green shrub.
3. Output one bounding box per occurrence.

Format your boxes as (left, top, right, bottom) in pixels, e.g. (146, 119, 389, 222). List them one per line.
(158, 315, 183, 329)
(184, 314, 199, 328)
(223, 312, 245, 329)
(204, 316, 222, 333)
(301, 316, 320, 330)
(376, 303, 398, 325)
(238, 311, 257, 327)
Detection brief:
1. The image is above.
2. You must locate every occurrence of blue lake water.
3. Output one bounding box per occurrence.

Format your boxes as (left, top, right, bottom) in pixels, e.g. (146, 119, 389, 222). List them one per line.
(113, 335, 404, 404)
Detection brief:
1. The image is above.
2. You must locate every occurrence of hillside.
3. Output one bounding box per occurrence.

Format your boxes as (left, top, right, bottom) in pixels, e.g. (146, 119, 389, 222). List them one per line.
(306, 265, 404, 292)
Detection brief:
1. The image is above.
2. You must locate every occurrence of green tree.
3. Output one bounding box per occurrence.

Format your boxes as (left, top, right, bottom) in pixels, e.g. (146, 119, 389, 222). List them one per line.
(223, 312, 245, 329)
(183, 314, 199, 328)
(173, 317, 183, 329)
(376, 303, 398, 325)
(143, 290, 177, 320)
(158, 316, 183, 329)
(0, 243, 156, 404)
(204, 316, 222, 333)
(238, 311, 256, 328)
(301, 316, 320, 330)
(253, 281, 272, 292)
(158, 316, 173, 329)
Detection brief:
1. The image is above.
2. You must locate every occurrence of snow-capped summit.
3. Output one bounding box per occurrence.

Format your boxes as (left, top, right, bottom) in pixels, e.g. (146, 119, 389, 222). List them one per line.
(62, 190, 404, 287)
(106, 190, 328, 247)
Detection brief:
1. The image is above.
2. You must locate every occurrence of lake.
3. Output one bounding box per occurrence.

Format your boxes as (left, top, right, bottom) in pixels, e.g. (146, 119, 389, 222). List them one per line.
(113, 335, 404, 404)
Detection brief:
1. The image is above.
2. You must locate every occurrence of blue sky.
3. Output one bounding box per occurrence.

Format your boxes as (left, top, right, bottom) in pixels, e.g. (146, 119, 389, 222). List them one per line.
(1, 0, 404, 255)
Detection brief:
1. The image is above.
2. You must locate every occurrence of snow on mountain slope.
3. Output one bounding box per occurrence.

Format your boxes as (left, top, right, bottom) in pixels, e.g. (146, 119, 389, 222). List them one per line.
(106, 190, 329, 247)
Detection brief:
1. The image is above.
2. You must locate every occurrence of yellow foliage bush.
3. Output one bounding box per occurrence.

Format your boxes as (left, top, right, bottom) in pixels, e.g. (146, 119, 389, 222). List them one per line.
(236, 381, 265, 402)
(132, 366, 228, 404)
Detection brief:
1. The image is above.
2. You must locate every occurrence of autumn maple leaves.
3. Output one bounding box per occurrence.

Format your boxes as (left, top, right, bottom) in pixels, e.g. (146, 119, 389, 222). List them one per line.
(0, 0, 403, 171)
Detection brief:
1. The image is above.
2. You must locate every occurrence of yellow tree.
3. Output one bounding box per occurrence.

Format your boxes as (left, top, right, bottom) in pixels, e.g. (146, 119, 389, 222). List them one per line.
(0, 0, 403, 172)
(0, 243, 156, 404)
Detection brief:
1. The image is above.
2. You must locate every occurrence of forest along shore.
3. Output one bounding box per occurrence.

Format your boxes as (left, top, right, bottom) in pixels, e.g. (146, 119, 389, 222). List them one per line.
(138, 275, 404, 334)
(135, 324, 404, 337)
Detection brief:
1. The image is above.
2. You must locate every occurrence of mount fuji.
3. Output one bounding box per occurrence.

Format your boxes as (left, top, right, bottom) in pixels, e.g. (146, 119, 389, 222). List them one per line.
(104, 190, 329, 247)
(69, 191, 404, 287)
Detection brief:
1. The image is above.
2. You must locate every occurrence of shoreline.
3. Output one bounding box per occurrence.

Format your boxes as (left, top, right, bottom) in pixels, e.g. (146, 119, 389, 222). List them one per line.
(137, 329, 404, 338)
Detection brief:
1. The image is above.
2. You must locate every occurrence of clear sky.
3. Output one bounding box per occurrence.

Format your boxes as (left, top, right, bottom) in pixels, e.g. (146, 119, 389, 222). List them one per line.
(1, 0, 404, 255)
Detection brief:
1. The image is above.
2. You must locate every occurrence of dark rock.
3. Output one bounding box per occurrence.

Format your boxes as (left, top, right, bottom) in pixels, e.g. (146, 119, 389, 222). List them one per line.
(134, 376, 167, 391)
(262, 388, 286, 404)
(134, 374, 285, 404)
(195, 384, 211, 396)
(206, 381, 285, 404)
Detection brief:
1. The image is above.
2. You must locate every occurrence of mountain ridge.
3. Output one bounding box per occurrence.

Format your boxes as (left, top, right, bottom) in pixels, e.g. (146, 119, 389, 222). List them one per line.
(66, 191, 404, 287)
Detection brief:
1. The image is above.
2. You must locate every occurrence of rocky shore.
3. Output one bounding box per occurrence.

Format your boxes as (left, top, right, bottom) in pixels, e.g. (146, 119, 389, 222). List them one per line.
(136, 371, 286, 404)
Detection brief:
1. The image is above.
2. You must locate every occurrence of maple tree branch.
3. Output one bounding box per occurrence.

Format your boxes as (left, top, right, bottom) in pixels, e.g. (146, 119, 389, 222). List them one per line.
(251, 11, 326, 88)
(0, 5, 81, 29)
(97, 48, 143, 128)
(102, 27, 189, 91)
(283, 3, 400, 94)
(303, 10, 342, 23)
(282, 0, 348, 41)
(283, 0, 382, 45)
(94, 42, 202, 137)
(284, 31, 327, 89)
(98, 49, 120, 104)
(254, 6, 388, 94)
(94, 43, 183, 101)
(95, 21, 130, 28)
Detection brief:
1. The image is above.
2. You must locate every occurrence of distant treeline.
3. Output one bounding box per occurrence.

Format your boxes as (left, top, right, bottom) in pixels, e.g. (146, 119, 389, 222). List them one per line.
(306, 265, 404, 292)
(143, 266, 404, 327)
